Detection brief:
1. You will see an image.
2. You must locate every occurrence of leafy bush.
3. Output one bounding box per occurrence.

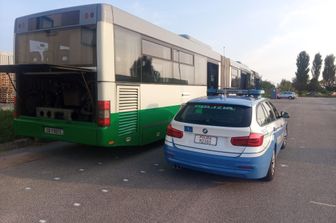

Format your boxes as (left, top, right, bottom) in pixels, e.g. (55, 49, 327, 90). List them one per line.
(0, 110, 16, 143)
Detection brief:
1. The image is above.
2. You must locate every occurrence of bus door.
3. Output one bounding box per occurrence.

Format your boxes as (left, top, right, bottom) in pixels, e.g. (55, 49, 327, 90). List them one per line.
(207, 62, 219, 96)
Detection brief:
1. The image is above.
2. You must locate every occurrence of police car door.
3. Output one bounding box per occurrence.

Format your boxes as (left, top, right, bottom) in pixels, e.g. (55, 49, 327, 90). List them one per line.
(262, 101, 283, 153)
(268, 101, 286, 148)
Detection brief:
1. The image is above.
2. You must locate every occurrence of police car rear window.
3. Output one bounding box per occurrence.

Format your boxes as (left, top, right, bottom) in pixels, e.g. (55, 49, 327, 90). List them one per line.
(174, 103, 252, 127)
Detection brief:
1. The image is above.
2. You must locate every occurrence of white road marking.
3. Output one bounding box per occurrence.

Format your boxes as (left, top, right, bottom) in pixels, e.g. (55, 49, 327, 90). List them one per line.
(53, 177, 61, 181)
(78, 168, 85, 172)
(309, 201, 336, 208)
(24, 187, 31, 190)
(280, 164, 288, 167)
(101, 189, 109, 193)
(39, 220, 47, 223)
(73, 202, 81, 207)
(123, 178, 129, 182)
(140, 170, 146, 174)
(153, 163, 159, 166)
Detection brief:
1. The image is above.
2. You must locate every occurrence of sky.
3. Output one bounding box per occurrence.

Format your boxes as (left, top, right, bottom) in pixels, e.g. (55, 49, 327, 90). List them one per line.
(0, 0, 335, 84)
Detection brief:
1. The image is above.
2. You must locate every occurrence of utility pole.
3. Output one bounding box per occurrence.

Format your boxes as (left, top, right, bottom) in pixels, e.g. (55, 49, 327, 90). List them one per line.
(222, 46, 226, 88)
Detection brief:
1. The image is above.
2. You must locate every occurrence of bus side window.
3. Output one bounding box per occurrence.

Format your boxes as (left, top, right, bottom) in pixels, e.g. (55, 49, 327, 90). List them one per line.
(115, 26, 141, 82)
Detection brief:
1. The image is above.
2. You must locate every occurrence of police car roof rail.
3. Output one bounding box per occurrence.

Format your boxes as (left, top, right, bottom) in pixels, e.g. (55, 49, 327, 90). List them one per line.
(217, 88, 265, 98)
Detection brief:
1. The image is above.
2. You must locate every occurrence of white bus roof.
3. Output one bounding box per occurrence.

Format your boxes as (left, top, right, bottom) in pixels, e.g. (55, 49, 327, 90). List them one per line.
(230, 59, 252, 73)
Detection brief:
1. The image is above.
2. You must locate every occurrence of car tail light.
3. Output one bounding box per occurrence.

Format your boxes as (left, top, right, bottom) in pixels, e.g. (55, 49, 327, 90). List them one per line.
(166, 124, 183, 138)
(231, 133, 264, 147)
(97, 100, 110, 127)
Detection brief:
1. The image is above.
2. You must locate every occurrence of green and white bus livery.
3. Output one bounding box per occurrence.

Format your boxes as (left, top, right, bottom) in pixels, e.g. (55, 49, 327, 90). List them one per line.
(1, 4, 222, 147)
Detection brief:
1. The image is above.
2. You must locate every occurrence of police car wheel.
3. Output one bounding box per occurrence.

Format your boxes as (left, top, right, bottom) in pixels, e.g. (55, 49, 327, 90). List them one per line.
(263, 150, 276, 181)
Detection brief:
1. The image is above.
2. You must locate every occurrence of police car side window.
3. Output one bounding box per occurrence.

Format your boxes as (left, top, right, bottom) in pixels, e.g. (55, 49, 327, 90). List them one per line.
(262, 102, 276, 123)
(256, 104, 267, 126)
(267, 101, 280, 119)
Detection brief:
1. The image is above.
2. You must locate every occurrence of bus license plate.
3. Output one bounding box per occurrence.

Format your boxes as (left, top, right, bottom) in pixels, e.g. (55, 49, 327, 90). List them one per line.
(44, 127, 64, 136)
(194, 134, 217, 146)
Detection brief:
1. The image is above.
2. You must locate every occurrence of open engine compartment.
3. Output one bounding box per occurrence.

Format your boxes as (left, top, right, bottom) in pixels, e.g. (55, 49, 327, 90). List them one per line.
(14, 65, 97, 122)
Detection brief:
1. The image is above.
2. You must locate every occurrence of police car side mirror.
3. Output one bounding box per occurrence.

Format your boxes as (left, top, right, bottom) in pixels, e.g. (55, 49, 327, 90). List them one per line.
(281, 111, 290, 118)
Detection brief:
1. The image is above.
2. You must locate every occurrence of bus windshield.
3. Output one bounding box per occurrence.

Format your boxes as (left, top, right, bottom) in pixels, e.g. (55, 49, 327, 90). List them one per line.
(15, 26, 96, 66)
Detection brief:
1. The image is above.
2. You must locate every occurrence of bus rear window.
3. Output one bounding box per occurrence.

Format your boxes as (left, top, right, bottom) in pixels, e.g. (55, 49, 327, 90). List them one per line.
(15, 26, 96, 66)
(174, 103, 252, 127)
(28, 11, 80, 31)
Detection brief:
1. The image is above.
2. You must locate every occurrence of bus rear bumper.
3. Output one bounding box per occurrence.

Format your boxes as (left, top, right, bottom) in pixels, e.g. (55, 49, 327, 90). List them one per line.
(14, 117, 98, 146)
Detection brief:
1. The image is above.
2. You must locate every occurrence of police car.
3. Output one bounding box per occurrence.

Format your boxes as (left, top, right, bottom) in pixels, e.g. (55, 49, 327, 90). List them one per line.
(163, 90, 289, 181)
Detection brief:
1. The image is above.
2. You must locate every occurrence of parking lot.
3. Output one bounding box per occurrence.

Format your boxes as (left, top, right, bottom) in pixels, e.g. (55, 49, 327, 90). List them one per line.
(0, 97, 335, 223)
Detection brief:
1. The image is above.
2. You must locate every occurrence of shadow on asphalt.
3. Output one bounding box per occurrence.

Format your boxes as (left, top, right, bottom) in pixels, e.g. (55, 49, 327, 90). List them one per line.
(0, 140, 264, 191)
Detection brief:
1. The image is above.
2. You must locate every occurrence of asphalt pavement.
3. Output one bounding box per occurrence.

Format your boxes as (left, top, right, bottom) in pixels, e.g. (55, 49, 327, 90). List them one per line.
(0, 97, 335, 223)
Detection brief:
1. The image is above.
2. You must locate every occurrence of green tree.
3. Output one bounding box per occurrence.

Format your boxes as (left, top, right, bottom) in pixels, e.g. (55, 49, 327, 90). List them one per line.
(308, 78, 320, 92)
(294, 51, 310, 92)
(261, 80, 275, 98)
(322, 54, 336, 90)
(309, 53, 322, 92)
(277, 79, 293, 91)
(311, 53, 322, 79)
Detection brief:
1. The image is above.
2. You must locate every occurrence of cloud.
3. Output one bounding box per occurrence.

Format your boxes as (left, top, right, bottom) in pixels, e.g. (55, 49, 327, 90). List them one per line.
(242, 0, 336, 83)
(127, 1, 174, 27)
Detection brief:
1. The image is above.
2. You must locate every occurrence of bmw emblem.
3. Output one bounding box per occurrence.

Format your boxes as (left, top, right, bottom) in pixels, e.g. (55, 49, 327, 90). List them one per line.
(202, 128, 208, 134)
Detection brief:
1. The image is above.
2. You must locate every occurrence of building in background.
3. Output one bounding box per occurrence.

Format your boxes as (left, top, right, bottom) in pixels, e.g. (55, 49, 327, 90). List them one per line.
(0, 51, 15, 103)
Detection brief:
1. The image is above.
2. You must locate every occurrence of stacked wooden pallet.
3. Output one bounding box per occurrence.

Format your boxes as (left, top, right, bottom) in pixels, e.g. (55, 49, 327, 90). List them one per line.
(0, 73, 15, 103)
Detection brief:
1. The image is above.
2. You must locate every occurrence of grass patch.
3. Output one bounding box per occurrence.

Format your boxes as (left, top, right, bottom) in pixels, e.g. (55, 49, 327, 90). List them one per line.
(0, 110, 16, 143)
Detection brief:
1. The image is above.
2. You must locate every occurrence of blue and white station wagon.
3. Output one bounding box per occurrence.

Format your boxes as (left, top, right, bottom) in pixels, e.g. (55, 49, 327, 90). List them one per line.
(163, 90, 289, 181)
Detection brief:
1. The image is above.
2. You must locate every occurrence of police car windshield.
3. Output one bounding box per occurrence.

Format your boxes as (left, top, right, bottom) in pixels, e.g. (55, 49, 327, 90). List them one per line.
(175, 103, 252, 127)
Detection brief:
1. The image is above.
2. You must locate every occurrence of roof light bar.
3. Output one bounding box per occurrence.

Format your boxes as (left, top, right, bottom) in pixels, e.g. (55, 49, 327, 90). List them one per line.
(216, 88, 265, 98)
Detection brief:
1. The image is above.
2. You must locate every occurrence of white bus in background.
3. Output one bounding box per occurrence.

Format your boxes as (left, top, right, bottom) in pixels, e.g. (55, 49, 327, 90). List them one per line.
(0, 4, 222, 147)
(221, 57, 260, 90)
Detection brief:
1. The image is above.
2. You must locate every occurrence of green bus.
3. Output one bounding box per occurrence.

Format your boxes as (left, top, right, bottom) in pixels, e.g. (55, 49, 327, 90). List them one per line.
(0, 4, 222, 147)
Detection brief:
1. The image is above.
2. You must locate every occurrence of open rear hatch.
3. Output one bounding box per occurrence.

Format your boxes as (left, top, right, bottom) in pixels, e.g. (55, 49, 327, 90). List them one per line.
(0, 64, 97, 122)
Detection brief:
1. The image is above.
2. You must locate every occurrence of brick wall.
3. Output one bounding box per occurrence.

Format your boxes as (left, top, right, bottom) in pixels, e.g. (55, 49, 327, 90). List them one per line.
(0, 52, 15, 103)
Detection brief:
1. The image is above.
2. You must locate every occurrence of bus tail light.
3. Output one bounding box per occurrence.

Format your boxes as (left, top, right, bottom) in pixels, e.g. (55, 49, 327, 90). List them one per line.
(166, 124, 183, 138)
(231, 133, 264, 147)
(97, 100, 110, 127)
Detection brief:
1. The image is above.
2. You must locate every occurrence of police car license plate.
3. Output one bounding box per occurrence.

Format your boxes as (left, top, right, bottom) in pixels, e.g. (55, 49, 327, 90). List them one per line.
(44, 127, 64, 136)
(194, 134, 217, 146)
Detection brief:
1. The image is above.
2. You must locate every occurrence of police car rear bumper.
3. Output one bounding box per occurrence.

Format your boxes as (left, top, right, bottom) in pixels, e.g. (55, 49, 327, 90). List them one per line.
(163, 142, 273, 179)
